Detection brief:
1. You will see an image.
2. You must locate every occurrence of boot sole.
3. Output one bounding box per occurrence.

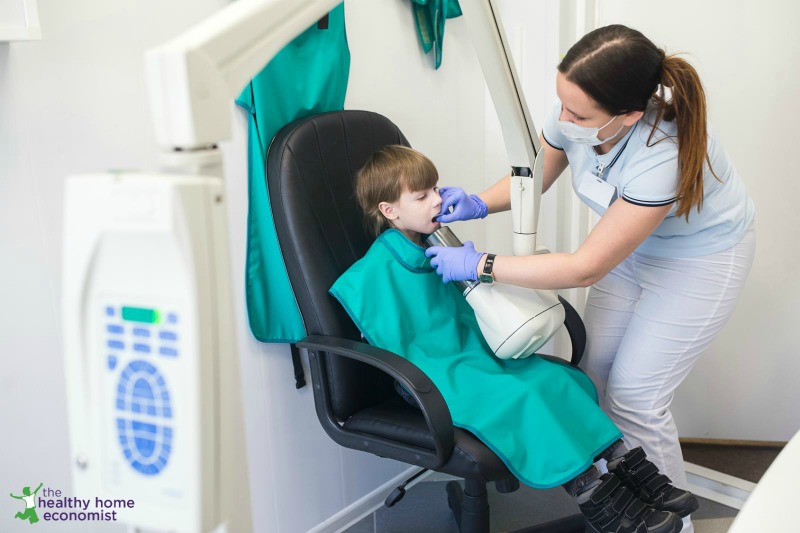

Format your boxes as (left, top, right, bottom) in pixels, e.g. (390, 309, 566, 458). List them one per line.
(665, 494, 700, 518)
(583, 517, 683, 533)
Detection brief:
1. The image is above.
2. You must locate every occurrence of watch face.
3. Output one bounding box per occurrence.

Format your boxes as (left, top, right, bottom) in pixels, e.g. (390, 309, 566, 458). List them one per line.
(479, 273, 494, 285)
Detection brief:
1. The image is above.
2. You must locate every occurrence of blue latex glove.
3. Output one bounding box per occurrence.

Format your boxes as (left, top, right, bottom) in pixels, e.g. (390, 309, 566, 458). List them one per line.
(436, 186, 488, 223)
(425, 241, 484, 283)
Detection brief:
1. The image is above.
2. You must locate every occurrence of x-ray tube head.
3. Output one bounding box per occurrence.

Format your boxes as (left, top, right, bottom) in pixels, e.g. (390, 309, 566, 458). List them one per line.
(426, 227, 564, 359)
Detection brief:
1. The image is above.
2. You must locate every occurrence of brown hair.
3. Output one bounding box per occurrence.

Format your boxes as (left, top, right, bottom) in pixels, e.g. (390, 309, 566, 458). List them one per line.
(558, 24, 717, 219)
(355, 145, 438, 236)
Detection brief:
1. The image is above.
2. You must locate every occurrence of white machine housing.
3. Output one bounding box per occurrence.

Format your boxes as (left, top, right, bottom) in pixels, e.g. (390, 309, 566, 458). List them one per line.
(63, 173, 250, 532)
(467, 282, 564, 360)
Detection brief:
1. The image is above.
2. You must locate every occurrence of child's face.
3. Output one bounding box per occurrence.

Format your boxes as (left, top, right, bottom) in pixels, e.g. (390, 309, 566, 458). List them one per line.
(381, 186, 442, 240)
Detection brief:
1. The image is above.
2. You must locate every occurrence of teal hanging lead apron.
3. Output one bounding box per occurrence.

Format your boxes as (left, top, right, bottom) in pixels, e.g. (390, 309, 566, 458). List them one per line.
(236, 5, 350, 343)
(330, 229, 622, 488)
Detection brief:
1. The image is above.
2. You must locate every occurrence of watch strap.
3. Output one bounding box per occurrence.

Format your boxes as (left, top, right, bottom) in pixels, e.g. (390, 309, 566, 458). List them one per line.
(483, 253, 496, 275)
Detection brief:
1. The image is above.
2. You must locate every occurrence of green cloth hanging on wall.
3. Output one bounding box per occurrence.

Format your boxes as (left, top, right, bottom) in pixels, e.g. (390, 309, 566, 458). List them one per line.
(411, 0, 462, 69)
(236, 5, 350, 343)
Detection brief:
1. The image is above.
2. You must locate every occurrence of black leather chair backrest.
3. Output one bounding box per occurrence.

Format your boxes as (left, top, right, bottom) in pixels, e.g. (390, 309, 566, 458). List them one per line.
(267, 110, 410, 419)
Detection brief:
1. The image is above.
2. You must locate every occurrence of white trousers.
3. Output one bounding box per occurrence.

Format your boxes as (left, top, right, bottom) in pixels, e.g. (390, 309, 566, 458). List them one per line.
(582, 227, 756, 533)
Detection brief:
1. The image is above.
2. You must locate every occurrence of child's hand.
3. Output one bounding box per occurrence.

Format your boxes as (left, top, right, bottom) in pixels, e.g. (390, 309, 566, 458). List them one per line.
(425, 241, 484, 283)
(436, 187, 488, 223)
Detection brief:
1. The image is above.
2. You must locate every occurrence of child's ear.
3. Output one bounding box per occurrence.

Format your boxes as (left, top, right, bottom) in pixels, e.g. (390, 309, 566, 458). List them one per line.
(378, 201, 398, 220)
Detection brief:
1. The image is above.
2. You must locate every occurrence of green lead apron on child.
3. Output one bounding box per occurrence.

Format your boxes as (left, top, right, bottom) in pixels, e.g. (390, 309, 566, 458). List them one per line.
(330, 229, 622, 488)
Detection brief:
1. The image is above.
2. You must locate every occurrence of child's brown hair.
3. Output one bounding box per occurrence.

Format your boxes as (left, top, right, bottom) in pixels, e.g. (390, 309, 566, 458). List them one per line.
(355, 145, 438, 236)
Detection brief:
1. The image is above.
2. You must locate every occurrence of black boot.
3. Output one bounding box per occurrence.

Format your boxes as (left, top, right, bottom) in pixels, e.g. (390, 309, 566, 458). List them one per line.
(578, 473, 682, 533)
(608, 446, 699, 518)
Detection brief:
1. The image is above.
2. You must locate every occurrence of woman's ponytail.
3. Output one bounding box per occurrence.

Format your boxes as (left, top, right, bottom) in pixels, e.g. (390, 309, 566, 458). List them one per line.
(651, 54, 717, 219)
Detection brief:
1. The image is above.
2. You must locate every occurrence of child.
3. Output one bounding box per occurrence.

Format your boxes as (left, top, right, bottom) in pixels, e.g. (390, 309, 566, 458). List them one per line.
(330, 145, 697, 533)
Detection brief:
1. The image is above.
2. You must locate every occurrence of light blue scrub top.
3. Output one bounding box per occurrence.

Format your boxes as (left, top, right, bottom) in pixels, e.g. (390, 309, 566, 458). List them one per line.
(543, 102, 755, 257)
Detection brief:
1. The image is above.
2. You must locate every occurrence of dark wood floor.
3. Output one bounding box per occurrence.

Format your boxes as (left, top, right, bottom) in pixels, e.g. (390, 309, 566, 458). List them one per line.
(681, 442, 784, 483)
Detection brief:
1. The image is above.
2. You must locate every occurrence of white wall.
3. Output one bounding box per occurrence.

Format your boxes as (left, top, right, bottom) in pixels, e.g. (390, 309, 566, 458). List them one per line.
(596, 0, 800, 441)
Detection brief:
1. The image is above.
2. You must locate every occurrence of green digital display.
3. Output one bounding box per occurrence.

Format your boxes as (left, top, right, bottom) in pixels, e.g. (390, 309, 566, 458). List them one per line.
(121, 306, 160, 324)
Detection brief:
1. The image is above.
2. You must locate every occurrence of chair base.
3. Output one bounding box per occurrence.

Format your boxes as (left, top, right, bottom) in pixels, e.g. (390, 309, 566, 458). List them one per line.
(447, 479, 586, 533)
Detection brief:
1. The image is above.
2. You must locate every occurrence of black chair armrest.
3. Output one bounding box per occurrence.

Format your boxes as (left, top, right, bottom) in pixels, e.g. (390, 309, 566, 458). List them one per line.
(558, 295, 586, 367)
(297, 335, 455, 469)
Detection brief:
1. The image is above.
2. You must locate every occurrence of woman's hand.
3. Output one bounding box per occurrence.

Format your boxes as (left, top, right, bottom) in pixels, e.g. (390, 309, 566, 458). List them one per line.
(436, 187, 489, 223)
(425, 241, 485, 283)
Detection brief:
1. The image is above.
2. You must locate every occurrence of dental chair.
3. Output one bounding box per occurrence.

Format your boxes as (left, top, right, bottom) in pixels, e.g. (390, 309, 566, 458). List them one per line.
(267, 109, 588, 533)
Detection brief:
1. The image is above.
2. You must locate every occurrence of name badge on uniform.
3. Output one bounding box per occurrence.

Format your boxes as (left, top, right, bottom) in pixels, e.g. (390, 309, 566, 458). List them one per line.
(578, 171, 617, 208)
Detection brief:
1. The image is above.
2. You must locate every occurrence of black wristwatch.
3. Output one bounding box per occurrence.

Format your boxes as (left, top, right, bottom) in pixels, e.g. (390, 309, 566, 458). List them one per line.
(478, 253, 496, 285)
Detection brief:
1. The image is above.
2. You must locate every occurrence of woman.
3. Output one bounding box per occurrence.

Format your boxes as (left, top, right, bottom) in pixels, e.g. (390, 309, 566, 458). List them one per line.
(332, 144, 691, 533)
(425, 25, 755, 533)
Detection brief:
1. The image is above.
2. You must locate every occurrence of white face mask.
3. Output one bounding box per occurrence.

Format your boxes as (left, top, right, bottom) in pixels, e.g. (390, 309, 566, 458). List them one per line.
(558, 114, 625, 146)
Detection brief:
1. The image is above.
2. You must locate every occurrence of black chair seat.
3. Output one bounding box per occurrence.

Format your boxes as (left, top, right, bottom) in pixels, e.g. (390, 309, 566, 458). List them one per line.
(344, 397, 513, 482)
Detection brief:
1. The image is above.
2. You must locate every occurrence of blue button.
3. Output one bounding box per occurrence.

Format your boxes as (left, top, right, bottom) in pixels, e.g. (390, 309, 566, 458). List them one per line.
(108, 355, 118, 370)
(116, 399, 126, 410)
(140, 463, 158, 475)
(159, 331, 178, 341)
(107, 340, 124, 350)
(132, 328, 151, 338)
(133, 343, 151, 353)
(105, 306, 115, 317)
(159, 347, 178, 357)
(133, 378, 154, 399)
(162, 407, 172, 418)
(133, 421, 157, 434)
(106, 324, 124, 335)
(167, 313, 178, 324)
(135, 436, 155, 458)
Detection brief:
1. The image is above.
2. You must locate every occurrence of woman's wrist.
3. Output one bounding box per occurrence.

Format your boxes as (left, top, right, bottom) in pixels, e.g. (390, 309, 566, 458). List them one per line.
(478, 175, 512, 214)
